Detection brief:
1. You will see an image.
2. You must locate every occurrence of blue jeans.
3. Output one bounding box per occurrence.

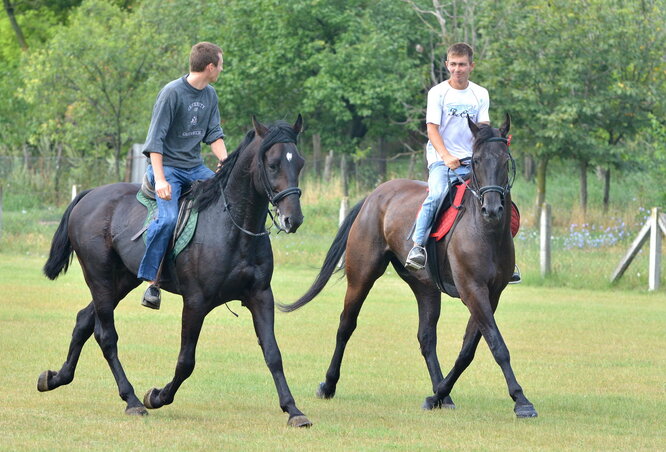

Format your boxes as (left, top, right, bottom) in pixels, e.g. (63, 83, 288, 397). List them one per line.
(138, 164, 214, 282)
(412, 161, 471, 246)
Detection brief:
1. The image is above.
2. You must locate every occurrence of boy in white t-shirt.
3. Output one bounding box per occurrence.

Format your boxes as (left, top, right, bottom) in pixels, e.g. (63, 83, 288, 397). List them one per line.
(405, 43, 520, 285)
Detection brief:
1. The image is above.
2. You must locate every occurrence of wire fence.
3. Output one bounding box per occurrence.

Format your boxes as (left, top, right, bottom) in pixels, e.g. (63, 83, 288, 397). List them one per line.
(0, 152, 428, 210)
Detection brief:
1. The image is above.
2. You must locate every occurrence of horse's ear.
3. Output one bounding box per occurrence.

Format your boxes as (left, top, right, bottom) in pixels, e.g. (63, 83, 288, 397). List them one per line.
(252, 115, 269, 137)
(467, 115, 480, 136)
(500, 113, 511, 137)
(293, 114, 303, 134)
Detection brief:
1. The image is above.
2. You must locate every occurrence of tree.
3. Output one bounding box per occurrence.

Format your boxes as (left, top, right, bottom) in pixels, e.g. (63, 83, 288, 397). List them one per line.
(482, 0, 666, 213)
(20, 0, 166, 179)
(216, 0, 427, 180)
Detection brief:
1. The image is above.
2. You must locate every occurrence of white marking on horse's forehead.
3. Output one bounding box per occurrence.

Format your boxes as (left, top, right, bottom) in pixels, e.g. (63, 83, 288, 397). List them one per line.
(286, 152, 293, 162)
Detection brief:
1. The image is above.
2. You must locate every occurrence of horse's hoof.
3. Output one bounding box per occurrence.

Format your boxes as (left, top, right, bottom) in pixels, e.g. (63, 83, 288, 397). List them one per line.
(315, 382, 335, 399)
(125, 405, 149, 416)
(442, 395, 456, 410)
(422, 396, 437, 410)
(143, 388, 159, 409)
(37, 370, 54, 392)
(515, 403, 538, 418)
(287, 415, 312, 428)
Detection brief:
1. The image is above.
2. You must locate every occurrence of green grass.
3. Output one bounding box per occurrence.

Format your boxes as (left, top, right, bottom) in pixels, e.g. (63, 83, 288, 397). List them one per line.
(0, 254, 664, 451)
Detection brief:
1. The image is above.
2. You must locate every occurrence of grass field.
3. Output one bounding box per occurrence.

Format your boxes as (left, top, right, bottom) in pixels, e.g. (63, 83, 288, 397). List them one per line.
(0, 253, 664, 451)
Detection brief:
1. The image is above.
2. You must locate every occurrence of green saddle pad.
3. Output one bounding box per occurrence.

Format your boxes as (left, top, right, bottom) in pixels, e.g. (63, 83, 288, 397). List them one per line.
(136, 191, 199, 259)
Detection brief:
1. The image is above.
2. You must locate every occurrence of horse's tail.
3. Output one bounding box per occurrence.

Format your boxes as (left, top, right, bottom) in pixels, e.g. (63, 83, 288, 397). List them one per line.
(278, 197, 367, 313)
(43, 189, 93, 280)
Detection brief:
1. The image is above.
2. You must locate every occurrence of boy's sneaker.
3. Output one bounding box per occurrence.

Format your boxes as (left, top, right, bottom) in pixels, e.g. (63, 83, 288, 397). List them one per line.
(405, 245, 427, 271)
(142, 285, 161, 310)
(509, 265, 522, 284)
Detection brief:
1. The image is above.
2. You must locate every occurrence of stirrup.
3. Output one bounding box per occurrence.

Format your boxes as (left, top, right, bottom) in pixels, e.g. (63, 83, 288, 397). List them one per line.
(405, 245, 427, 271)
(508, 265, 522, 284)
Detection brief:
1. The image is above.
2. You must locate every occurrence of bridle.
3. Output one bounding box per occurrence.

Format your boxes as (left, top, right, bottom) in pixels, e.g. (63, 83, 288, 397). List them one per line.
(226, 126, 302, 237)
(453, 134, 516, 205)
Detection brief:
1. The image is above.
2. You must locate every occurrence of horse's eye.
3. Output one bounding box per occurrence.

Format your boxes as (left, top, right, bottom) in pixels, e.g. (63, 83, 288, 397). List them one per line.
(268, 162, 280, 171)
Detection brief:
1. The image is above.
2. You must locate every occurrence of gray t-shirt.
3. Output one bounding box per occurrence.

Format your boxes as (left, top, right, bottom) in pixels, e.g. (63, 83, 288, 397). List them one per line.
(142, 75, 225, 169)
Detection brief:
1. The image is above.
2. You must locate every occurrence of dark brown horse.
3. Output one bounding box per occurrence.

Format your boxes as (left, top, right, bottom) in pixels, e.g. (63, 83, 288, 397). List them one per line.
(38, 117, 312, 427)
(279, 115, 537, 418)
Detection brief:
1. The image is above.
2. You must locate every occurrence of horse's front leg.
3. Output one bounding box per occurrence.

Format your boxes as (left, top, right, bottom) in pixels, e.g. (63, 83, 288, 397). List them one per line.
(423, 316, 481, 410)
(246, 288, 311, 428)
(143, 297, 207, 410)
(435, 286, 537, 418)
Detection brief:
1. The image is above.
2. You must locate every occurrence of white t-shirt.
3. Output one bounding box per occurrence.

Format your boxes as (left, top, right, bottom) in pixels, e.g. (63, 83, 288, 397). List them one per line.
(425, 80, 490, 167)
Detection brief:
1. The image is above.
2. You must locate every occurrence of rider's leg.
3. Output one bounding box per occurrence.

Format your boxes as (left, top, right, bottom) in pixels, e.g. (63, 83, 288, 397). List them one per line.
(406, 162, 450, 270)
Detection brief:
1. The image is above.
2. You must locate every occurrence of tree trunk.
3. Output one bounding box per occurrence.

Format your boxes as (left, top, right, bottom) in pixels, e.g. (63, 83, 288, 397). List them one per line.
(312, 133, 321, 177)
(54, 143, 63, 204)
(22, 143, 29, 169)
(408, 153, 416, 180)
(579, 160, 588, 215)
(0, 184, 3, 241)
(523, 155, 535, 182)
(3, 0, 28, 51)
(535, 157, 548, 216)
(323, 150, 333, 182)
(340, 154, 348, 197)
(376, 136, 386, 182)
(602, 167, 611, 212)
(124, 146, 133, 182)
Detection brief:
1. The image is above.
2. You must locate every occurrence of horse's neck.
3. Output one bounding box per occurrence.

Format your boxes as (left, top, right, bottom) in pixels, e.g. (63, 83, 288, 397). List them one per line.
(218, 151, 268, 231)
(465, 194, 513, 237)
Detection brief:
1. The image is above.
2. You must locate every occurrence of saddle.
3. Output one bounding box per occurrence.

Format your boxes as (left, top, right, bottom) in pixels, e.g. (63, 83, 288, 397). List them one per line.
(131, 174, 199, 259)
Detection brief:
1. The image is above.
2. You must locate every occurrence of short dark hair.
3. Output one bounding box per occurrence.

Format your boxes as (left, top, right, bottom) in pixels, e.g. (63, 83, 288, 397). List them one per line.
(447, 42, 474, 63)
(189, 42, 223, 72)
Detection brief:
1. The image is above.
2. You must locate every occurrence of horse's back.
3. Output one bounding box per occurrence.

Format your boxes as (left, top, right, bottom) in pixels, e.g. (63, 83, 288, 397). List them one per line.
(68, 182, 146, 258)
(348, 178, 427, 258)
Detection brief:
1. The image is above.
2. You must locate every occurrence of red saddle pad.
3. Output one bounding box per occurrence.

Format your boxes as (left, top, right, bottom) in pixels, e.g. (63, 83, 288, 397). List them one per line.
(430, 184, 520, 241)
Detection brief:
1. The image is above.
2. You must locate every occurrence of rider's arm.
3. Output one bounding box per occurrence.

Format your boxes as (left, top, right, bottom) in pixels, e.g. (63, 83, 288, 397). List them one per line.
(150, 153, 171, 201)
(427, 123, 460, 170)
(210, 138, 228, 171)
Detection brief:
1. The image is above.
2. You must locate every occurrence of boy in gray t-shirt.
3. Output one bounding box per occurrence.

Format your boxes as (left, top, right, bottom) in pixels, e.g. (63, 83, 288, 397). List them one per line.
(138, 42, 228, 310)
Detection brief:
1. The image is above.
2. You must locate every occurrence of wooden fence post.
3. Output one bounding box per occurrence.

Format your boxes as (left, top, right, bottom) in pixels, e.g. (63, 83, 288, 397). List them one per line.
(540, 203, 551, 277)
(611, 207, 665, 290)
(648, 207, 662, 291)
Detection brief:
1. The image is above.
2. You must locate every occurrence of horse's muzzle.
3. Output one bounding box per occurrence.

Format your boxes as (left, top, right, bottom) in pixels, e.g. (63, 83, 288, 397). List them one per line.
(481, 199, 504, 223)
(279, 212, 304, 233)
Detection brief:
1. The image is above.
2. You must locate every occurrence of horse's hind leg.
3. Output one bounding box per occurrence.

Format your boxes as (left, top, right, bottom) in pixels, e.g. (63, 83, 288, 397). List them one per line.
(407, 282, 455, 409)
(318, 254, 387, 399)
(92, 294, 147, 415)
(38, 302, 95, 392)
(82, 268, 146, 415)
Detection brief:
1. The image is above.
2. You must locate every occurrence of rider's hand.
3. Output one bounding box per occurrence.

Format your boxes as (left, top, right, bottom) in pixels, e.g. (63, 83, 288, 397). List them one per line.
(155, 179, 172, 201)
(443, 154, 461, 170)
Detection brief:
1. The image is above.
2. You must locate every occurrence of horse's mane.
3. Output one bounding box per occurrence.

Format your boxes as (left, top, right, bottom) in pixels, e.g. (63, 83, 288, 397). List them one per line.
(190, 129, 256, 212)
(190, 121, 299, 212)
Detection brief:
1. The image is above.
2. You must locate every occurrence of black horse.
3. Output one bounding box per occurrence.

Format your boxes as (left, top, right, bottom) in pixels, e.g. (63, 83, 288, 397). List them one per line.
(279, 115, 537, 418)
(38, 116, 312, 427)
